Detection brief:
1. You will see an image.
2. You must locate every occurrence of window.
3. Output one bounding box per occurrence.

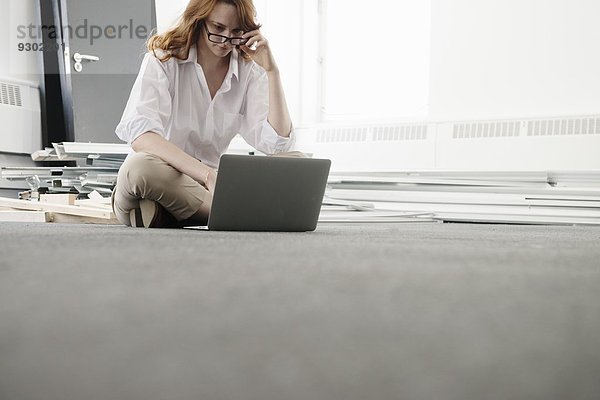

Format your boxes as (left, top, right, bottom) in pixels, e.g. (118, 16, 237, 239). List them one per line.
(320, 0, 431, 122)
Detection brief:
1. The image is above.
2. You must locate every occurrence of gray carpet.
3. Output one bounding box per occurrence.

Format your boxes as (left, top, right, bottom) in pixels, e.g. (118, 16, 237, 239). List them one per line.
(1, 221, 599, 400)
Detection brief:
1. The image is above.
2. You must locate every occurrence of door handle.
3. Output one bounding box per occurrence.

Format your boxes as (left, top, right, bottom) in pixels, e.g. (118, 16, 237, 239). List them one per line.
(74, 53, 100, 62)
(73, 53, 100, 72)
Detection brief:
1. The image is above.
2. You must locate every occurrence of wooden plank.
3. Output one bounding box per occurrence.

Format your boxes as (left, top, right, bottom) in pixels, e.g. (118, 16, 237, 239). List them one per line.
(40, 194, 78, 206)
(49, 213, 122, 225)
(0, 211, 51, 223)
(0, 197, 113, 219)
(73, 200, 113, 209)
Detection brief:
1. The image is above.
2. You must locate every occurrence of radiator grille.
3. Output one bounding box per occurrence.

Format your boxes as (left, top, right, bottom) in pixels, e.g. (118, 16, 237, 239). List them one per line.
(453, 121, 521, 139)
(0, 82, 23, 107)
(372, 125, 428, 141)
(316, 125, 428, 143)
(316, 127, 368, 143)
(527, 117, 600, 136)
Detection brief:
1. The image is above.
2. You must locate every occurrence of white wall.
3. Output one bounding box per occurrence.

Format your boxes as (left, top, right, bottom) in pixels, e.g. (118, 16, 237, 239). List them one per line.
(429, 0, 600, 121)
(1, 0, 42, 86)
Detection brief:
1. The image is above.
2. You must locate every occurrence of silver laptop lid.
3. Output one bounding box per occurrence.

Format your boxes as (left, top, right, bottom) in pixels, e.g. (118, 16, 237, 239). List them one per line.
(208, 155, 331, 231)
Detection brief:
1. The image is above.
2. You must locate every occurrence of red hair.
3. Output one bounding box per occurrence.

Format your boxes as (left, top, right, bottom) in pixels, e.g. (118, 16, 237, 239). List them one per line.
(147, 0, 261, 62)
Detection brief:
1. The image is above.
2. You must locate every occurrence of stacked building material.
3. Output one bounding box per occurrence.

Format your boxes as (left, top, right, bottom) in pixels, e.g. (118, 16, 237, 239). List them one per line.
(7, 142, 600, 226)
(3, 142, 130, 198)
(1, 166, 118, 196)
(325, 171, 600, 225)
(0, 190, 118, 225)
(0, 143, 129, 224)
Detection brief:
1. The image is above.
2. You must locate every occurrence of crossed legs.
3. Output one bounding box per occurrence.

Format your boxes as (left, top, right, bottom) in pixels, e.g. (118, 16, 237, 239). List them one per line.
(111, 151, 211, 227)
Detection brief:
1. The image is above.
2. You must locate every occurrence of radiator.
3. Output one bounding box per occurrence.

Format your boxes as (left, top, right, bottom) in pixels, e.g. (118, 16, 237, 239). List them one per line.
(0, 77, 42, 154)
(294, 115, 600, 172)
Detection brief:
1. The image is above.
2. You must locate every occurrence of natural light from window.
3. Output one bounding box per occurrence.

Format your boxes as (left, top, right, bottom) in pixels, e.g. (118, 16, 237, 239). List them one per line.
(322, 0, 431, 122)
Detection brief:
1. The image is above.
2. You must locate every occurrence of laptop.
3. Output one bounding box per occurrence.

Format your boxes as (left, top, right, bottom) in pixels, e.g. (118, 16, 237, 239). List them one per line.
(185, 154, 331, 231)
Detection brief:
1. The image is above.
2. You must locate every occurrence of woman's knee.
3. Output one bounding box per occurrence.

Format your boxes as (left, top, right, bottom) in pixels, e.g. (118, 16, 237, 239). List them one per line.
(120, 152, 173, 190)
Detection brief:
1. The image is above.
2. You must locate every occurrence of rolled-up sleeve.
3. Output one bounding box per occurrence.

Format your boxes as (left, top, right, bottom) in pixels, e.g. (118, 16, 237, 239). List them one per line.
(239, 66, 296, 155)
(115, 53, 172, 145)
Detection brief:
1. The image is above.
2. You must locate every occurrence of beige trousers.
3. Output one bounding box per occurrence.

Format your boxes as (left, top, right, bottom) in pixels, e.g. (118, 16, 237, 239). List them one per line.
(111, 151, 209, 227)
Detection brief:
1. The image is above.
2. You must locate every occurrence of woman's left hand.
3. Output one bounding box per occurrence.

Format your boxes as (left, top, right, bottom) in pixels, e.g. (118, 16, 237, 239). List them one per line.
(239, 30, 278, 73)
(205, 168, 217, 194)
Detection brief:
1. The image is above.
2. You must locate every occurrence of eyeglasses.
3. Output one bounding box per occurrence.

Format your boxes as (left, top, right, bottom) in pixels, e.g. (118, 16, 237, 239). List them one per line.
(204, 25, 247, 46)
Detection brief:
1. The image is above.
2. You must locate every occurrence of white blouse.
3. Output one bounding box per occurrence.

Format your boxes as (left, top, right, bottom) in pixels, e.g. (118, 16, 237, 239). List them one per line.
(115, 46, 295, 168)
